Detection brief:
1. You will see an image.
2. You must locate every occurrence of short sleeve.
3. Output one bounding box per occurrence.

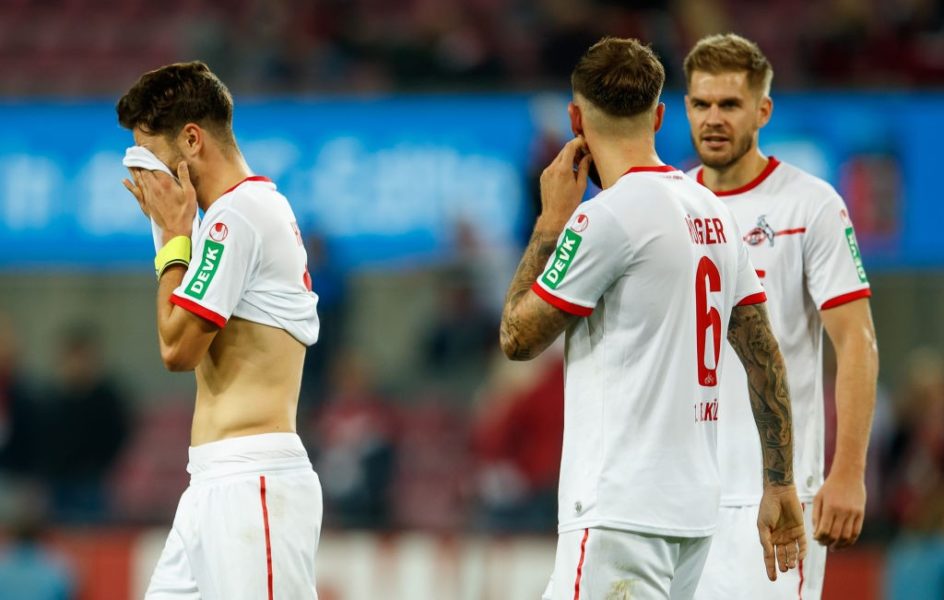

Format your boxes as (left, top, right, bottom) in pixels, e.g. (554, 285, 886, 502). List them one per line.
(803, 193, 871, 310)
(733, 233, 766, 306)
(531, 202, 632, 316)
(170, 208, 259, 327)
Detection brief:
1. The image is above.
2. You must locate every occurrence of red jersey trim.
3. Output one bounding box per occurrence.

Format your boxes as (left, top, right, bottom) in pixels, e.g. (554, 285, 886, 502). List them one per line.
(737, 291, 768, 306)
(625, 165, 677, 174)
(697, 157, 781, 196)
(776, 228, 807, 236)
(531, 282, 594, 317)
(222, 175, 273, 196)
(573, 528, 589, 600)
(820, 288, 871, 310)
(169, 294, 227, 328)
(260, 475, 274, 600)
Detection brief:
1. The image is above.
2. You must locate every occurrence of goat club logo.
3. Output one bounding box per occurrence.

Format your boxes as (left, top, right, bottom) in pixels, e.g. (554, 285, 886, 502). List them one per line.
(743, 215, 776, 247)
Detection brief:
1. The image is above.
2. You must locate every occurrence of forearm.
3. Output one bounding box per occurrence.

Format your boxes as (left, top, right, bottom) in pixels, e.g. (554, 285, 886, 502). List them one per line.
(830, 337, 879, 476)
(728, 304, 795, 486)
(499, 220, 563, 360)
(156, 266, 188, 352)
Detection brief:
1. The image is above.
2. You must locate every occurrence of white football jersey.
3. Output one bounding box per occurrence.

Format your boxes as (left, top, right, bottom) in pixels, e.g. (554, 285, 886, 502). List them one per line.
(688, 157, 871, 505)
(534, 166, 765, 537)
(170, 177, 320, 346)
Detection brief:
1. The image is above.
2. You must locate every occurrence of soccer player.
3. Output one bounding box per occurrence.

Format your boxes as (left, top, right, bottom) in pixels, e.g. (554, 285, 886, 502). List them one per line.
(683, 35, 880, 600)
(500, 37, 806, 599)
(118, 62, 323, 599)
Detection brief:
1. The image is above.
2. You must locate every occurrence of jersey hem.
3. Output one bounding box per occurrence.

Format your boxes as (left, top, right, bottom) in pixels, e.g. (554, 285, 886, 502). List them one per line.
(557, 518, 716, 538)
(170, 294, 227, 328)
(820, 287, 871, 310)
(531, 282, 593, 316)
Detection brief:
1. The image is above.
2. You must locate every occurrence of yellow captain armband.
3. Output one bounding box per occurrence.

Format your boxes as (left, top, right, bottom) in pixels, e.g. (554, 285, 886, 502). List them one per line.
(154, 236, 192, 280)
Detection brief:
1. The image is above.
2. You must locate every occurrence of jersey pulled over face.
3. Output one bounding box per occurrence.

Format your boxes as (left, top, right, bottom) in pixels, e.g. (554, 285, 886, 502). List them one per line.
(689, 157, 871, 505)
(170, 177, 320, 346)
(533, 166, 765, 537)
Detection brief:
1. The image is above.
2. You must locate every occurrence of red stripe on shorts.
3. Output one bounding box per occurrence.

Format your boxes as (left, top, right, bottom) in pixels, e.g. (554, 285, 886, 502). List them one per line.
(260, 475, 274, 600)
(574, 528, 590, 600)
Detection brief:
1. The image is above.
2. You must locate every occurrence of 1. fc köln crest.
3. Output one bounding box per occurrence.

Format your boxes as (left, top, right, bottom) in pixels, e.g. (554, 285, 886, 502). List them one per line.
(743, 215, 776, 247)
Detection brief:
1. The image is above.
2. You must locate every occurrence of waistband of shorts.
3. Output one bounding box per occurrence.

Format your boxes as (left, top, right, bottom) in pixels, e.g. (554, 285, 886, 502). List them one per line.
(187, 433, 311, 483)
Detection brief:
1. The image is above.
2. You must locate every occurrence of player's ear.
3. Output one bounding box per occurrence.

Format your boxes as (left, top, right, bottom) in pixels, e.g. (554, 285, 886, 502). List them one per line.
(757, 96, 773, 130)
(568, 102, 583, 136)
(178, 123, 203, 158)
(653, 102, 665, 133)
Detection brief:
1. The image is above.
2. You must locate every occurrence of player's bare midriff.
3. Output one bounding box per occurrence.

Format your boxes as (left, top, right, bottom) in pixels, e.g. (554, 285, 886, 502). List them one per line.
(190, 317, 304, 446)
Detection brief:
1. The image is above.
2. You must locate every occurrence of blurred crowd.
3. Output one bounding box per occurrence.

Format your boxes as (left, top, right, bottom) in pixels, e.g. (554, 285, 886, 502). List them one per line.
(2, 0, 943, 96)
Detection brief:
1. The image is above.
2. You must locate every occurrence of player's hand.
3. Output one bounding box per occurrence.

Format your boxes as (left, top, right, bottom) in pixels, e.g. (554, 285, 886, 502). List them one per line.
(122, 168, 150, 218)
(135, 162, 197, 245)
(536, 137, 591, 234)
(813, 468, 866, 550)
(757, 483, 807, 582)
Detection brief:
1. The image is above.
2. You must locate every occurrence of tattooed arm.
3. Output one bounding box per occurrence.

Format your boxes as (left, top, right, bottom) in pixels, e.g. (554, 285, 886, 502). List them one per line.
(500, 137, 591, 361)
(727, 301, 794, 485)
(727, 301, 806, 580)
(499, 228, 577, 360)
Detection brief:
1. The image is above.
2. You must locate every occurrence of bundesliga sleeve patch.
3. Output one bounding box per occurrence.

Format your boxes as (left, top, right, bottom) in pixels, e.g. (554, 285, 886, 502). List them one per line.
(841, 210, 868, 283)
(185, 240, 224, 299)
(541, 229, 582, 290)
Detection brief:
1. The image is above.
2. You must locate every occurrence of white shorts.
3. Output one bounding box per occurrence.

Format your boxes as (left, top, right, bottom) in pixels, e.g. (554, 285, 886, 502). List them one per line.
(693, 503, 826, 600)
(543, 528, 712, 600)
(145, 433, 323, 600)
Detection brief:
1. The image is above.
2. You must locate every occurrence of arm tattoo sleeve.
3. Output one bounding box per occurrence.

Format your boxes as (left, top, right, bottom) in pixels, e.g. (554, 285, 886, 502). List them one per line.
(727, 303, 795, 486)
(499, 227, 573, 360)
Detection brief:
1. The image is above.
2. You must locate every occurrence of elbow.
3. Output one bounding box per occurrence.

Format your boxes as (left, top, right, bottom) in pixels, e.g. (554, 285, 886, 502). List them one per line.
(499, 328, 536, 361)
(160, 344, 198, 372)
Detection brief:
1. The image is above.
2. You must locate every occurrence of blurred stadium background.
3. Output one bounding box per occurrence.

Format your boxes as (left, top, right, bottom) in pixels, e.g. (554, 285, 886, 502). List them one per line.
(0, 0, 943, 598)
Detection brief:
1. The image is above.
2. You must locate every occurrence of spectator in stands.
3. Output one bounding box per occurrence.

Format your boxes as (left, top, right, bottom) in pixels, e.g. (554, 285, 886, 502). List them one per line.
(0, 313, 41, 482)
(0, 486, 74, 600)
(309, 351, 397, 529)
(37, 323, 130, 523)
(883, 347, 944, 599)
(472, 345, 564, 532)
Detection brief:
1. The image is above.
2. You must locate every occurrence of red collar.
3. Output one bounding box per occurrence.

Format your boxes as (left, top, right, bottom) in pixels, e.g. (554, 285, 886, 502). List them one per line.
(624, 165, 677, 174)
(697, 157, 780, 197)
(222, 175, 272, 196)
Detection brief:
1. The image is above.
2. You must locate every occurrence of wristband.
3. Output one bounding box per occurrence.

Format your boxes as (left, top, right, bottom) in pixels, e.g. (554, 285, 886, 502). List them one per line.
(154, 235, 192, 280)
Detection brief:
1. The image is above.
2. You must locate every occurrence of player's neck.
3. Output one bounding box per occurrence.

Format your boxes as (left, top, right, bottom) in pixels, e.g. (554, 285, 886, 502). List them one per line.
(594, 141, 663, 189)
(701, 150, 769, 193)
(196, 155, 254, 211)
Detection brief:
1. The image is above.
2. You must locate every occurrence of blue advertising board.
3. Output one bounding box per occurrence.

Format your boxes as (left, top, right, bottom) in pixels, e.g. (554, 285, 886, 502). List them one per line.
(0, 93, 939, 271)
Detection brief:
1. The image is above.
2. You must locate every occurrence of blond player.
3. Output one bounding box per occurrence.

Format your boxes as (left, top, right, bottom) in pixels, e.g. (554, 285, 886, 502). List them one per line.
(683, 35, 880, 600)
(500, 37, 806, 599)
(118, 62, 323, 599)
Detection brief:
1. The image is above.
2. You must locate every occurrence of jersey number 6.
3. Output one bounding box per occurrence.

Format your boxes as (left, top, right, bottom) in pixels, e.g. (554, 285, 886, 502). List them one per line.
(695, 256, 722, 387)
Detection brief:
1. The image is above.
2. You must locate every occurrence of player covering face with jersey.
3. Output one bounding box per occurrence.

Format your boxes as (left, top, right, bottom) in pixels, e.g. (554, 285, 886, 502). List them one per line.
(118, 62, 323, 600)
(499, 37, 806, 600)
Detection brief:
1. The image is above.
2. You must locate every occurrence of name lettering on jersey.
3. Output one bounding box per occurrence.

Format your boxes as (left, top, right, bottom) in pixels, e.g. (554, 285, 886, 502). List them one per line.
(840, 209, 868, 283)
(685, 215, 727, 246)
(541, 229, 582, 289)
(694, 399, 719, 422)
(184, 240, 225, 300)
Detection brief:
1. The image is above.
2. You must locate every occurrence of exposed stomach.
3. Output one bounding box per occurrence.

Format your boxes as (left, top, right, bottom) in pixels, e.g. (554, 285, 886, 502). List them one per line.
(190, 317, 306, 446)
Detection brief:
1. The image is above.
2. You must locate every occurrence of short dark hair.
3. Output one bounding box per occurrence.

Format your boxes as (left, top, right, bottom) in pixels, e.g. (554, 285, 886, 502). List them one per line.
(683, 34, 773, 95)
(116, 61, 234, 142)
(571, 37, 665, 118)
